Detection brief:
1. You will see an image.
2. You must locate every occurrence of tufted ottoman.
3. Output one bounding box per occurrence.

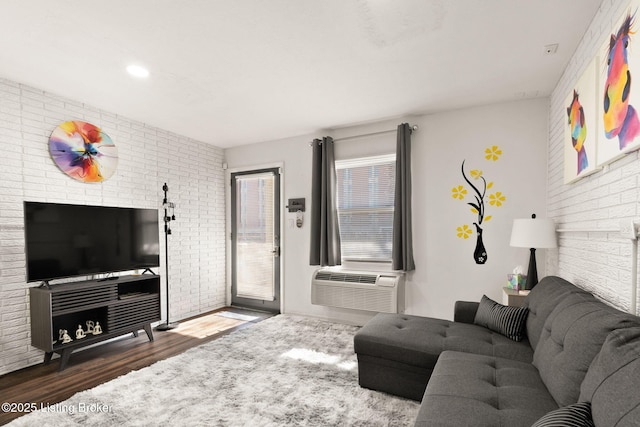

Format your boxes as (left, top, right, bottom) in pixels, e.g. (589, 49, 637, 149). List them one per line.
(353, 312, 533, 401)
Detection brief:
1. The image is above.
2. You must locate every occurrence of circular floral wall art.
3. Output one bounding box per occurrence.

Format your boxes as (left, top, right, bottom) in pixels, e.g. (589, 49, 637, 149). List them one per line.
(49, 121, 118, 182)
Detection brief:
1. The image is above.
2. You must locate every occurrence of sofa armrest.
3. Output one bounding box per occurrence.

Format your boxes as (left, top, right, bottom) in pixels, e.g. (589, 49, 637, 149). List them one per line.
(454, 301, 479, 324)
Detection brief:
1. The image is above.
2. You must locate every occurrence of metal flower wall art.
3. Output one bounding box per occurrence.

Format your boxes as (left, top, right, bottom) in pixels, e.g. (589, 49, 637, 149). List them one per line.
(49, 121, 118, 183)
(452, 146, 506, 264)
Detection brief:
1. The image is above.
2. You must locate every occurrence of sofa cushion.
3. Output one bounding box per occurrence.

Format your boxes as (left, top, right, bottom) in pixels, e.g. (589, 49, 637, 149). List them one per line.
(579, 327, 640, 426)
(415, 351, 558, 427)
(354, 313, 533, 369)
(474, 295, 528, 341)
(533, 294, 640, 407)
(530, 402, 594, 427)
(524, 276, 595, 350)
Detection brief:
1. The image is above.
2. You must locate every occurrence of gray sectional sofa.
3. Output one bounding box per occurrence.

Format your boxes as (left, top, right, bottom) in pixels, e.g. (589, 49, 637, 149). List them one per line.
(353, 276, 640, 426)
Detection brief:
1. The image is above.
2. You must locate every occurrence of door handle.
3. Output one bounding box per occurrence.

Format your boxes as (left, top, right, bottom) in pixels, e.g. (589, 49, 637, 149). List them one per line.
(272, 247, 280, 257)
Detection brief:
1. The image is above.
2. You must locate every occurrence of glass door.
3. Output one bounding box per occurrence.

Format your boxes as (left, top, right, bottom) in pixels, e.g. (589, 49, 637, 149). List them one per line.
(231, 168, 281, 313)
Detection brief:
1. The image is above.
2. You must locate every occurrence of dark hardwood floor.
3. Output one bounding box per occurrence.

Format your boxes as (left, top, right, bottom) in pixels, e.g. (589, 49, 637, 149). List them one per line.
(0, 307, 273, 426)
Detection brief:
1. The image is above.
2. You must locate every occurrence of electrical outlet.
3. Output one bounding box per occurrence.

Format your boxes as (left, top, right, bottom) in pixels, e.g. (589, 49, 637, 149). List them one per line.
(620, 220, 637, 240)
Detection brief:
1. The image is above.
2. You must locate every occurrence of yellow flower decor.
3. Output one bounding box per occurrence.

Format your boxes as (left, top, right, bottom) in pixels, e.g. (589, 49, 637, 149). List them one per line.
(456, 224, 472, 239)
(489, 192, 506, 207)
(451, 185, 467, 200)
(452, 149, 506, 265)
(485, 145, 503, 161)
(470, 169, 482, 179)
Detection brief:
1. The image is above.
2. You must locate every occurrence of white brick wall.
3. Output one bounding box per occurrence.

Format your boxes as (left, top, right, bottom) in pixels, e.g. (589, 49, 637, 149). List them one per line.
(0, 78, 226, 375)
(547, 0, 640, 313)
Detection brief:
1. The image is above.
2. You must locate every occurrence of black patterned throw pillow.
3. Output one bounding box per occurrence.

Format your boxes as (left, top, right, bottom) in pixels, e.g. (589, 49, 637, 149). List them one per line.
(473, 295, 529, 341)
(531, 402, 595, 427)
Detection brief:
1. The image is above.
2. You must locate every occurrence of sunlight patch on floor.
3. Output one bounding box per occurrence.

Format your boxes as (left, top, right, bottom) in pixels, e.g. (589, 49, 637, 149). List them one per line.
(215, 311, 260, 322)
(281, 348, 357, 370)
(166, 315, 246, 338)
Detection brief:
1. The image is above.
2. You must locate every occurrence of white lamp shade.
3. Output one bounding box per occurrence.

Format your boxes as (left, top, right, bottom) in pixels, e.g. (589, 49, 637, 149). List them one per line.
(510, 218, 557, 249)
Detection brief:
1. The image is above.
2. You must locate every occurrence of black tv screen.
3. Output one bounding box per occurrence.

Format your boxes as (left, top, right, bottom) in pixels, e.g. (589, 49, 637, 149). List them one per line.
(24, 201, 160, 282)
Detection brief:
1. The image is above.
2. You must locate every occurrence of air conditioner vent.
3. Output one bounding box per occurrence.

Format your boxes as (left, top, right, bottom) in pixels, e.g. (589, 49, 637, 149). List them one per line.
(311, 269, 404, 313)
(315, 271, 378, 284)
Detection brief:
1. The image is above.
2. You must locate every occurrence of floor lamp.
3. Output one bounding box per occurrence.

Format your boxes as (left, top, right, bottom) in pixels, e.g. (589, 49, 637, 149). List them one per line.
(156, 182, 179, 331)
(510, 214, 557, 290)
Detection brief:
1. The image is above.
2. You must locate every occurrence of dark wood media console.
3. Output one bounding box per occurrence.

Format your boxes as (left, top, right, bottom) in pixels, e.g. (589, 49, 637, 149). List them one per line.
(29, 274, 161, 371)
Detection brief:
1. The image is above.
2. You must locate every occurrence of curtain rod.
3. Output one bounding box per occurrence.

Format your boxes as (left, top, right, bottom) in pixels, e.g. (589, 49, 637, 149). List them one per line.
(309, 124, 418, 146)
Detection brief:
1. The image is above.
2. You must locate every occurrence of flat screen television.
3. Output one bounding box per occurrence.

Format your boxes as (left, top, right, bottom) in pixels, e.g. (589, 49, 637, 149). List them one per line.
(24, 201, 160, 282)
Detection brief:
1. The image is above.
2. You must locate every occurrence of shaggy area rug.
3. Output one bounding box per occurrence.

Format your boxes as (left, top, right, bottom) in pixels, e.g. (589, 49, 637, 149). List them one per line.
(9, 315, 419, 426)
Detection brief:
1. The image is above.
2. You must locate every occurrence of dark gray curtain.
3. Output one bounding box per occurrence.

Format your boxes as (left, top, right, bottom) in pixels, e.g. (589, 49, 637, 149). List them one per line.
(392, 123, 415, 271)
(310, 137, 341, 266)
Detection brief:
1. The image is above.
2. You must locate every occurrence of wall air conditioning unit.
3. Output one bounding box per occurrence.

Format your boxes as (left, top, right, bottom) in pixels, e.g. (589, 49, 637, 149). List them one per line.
(311, 269, 405, 313)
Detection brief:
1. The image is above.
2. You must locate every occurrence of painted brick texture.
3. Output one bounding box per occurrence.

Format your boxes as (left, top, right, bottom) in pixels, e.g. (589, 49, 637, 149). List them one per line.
(0, 79, 226, 375)
(547, 0, 640, 313)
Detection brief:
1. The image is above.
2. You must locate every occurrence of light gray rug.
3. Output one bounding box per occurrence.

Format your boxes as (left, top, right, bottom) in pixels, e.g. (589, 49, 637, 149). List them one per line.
(9, 315, 419, 426)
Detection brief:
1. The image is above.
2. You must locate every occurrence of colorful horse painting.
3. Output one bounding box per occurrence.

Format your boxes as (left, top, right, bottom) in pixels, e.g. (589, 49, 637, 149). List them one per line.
(604, 12, 640, 149)
(567, 90, 589, 174)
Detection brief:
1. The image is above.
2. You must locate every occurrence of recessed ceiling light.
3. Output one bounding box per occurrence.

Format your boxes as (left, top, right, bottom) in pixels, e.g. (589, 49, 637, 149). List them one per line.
(126, 64, 150, 78)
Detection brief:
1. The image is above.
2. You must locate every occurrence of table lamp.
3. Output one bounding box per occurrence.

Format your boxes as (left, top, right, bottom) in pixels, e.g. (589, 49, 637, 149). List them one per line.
(510, 214, 557, 290)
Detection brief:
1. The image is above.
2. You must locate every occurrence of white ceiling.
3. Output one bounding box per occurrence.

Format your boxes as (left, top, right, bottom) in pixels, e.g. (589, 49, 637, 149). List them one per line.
(0, 1, 602, 148)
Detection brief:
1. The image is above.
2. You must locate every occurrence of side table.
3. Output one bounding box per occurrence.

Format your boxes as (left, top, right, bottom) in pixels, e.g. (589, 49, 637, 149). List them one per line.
(502, 287, 527, 307)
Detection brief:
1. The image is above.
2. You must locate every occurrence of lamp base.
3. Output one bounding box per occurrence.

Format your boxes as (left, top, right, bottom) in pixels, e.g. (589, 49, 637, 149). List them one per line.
(525, 247, 538, 290)
(155, 322, 179, 331)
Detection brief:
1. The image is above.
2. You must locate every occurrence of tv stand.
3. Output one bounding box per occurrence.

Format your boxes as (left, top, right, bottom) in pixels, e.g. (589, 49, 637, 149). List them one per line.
(29, 275, 161, 371)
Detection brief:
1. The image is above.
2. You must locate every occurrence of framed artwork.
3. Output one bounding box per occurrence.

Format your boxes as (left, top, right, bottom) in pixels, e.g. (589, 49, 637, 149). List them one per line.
(49, 121, 118, 183)
(597, 2, 640, 166)
(564, 58, 599, 183)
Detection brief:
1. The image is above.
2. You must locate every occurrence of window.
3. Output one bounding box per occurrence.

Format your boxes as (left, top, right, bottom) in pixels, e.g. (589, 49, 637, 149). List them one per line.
(335, 154, 395, 262)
